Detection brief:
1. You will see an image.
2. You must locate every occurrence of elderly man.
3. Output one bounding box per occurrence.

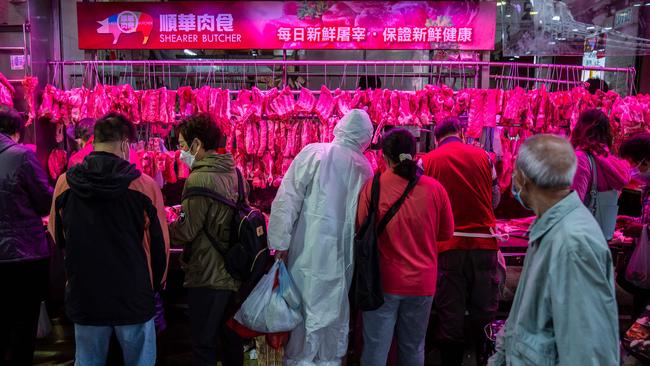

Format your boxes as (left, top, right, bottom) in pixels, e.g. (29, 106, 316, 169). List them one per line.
(489, 134, 619, 365)
(268, 109, 374, 366)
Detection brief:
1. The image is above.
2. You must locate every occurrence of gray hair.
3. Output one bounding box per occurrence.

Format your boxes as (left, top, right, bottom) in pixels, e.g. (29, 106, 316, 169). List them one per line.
(516, 134, 577, 189)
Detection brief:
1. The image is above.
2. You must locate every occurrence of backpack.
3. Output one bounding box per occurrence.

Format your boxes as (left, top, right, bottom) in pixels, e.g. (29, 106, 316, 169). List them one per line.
(181, 169, 272, 285)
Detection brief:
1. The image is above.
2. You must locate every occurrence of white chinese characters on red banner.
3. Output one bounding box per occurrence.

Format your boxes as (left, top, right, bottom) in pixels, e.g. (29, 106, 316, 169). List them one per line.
(158, 12, 242, 44)
(277, 26, 471, 44)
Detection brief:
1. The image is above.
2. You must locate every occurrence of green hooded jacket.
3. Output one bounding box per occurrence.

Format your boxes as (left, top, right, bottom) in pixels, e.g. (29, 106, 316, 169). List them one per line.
(170, 153, 246, 291)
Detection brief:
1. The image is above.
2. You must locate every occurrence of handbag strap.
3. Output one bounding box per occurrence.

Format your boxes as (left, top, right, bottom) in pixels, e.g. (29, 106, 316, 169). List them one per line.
(585, 153, 598, 214)
(376, 174, 420, 234)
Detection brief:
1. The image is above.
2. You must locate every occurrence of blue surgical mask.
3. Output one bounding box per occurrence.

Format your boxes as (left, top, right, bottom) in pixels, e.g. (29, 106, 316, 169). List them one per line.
(511, 176, 533, 211)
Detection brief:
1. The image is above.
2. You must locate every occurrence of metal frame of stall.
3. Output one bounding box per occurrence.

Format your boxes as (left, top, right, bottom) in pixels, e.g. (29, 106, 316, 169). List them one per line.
(46, 59, 637, 95)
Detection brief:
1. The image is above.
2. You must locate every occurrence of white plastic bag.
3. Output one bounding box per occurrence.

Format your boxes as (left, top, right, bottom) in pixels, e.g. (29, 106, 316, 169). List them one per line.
(626, 225, 650, 289)
(234, 261, 303, 333)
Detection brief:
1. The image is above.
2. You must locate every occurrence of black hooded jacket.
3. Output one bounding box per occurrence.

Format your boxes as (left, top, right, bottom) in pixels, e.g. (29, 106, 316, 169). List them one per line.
(48, 152, 169, 325)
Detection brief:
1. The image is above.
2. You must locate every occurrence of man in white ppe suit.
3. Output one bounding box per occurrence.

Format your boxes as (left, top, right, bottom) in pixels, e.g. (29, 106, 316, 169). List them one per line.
(268, 109, 374, 366)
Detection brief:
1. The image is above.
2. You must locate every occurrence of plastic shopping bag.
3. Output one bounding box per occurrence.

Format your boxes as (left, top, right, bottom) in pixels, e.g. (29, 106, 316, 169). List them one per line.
(626, 225, 650, 289)
(265, 261, 302, 331)
(234, 261, 303, 333)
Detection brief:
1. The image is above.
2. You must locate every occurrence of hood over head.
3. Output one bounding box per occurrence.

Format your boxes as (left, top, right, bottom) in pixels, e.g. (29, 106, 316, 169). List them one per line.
(66, 151, 141, 200)
(333, 109, 374, 152)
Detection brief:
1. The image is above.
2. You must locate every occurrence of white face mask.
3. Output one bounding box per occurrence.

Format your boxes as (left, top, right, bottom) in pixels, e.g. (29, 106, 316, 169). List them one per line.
(179, 140, 199, 169)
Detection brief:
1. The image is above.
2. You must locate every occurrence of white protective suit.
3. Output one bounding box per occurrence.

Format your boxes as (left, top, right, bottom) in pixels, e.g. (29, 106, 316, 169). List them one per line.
(268, 109, 374, 366)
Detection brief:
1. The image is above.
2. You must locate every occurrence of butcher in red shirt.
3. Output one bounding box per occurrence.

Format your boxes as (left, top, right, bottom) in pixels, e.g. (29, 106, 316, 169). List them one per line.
(421, 117, 501, 366)
(357, 128, 454, 366)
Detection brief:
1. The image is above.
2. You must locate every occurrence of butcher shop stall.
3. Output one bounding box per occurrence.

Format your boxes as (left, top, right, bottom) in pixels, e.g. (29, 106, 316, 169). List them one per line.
(1, 0, 650, 364)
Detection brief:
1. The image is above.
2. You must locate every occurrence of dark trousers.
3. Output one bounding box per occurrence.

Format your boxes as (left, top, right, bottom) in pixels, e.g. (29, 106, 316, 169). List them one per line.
(617, 251, 650, 319)
(434, 250, 499, 366)
(187, 287, 243, 366)
(0, 258, 49, 365)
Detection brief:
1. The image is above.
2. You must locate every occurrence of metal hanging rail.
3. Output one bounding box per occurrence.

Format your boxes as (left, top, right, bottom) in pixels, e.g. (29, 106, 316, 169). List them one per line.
(47, 59, 633, 72)
(46, 59, 637, 95)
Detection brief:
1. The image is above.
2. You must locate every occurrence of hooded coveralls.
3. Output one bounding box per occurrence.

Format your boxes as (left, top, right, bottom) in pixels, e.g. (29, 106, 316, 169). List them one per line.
(268, 109, 374, 366)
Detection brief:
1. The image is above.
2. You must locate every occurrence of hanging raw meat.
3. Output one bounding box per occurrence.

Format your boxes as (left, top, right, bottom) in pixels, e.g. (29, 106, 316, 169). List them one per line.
(37, 84, 55, 120)
(48, 148, 67, 180)
(177, 86, 194, 118)
(141, 89, 160, 123)
(397, 91, 415, 126)
(233, 89, 253, 121)
(368, 88, 386, 125)
(193, 86, 210, 114)
(92, 84, 110, 119)
(296, 87, 316, 113)
(315, 85, 335, 122)
(268, 87, 296, 119)
(251, 87, 265, 119)
(263, 88, 280, 120)
(336, 89, 353, 117)
(257, 119, 268, 157)
(22, 77, 38, 126)
(0, 72, 14, 107)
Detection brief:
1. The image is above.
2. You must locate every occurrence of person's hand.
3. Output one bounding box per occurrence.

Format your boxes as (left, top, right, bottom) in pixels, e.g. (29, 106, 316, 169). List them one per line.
(623, 223, 646, 238)
(275, 250, 288, 262)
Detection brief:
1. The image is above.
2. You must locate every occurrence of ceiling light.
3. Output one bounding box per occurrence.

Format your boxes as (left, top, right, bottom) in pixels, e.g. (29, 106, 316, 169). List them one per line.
(572, 28, 579, 32)
(514, 55, 520, 58)
(549, 41, 556, 45)
(539, 20, 543, 24)
(183, 49, 197, 56)
(506, 14, 511, 17)
(552, 15, 560, 21)
(634, 3, 642, 6)
(587, 26, 595, 30)
(604, 27, 612, 30)
(529, 11, 539, 15)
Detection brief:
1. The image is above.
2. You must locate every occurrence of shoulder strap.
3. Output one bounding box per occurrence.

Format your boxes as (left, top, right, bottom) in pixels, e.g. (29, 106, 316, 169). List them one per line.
(236, 168, 245, 205)
(182, 187, 237, 209)
(180, 187, 234, 259)
(376, 175, 420, 234)
(370, 172, 381, 213)
(586, 153, 598, 213)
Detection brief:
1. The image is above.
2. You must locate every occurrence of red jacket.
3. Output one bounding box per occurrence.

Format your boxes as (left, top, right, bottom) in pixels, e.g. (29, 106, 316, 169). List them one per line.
(356, 169, 454, 296)
(422, 139, 498, 253)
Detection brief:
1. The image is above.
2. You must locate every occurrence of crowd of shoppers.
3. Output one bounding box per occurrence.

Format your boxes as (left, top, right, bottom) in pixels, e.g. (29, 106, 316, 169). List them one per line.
(1, 104, 650, 366)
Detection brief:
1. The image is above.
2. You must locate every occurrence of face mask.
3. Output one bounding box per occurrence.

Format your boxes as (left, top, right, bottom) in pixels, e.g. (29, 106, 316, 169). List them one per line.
(179, 149, 195, 168)
(179, 140, 199, 169)
(511, 174, 533, 211)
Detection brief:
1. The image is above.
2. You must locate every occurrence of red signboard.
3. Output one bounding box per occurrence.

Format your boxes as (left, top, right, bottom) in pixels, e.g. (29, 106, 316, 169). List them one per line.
(77, 1, 496, 50)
